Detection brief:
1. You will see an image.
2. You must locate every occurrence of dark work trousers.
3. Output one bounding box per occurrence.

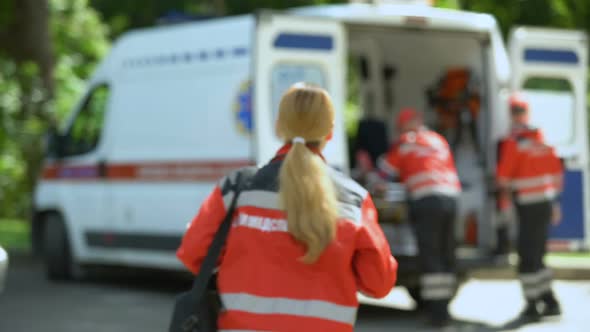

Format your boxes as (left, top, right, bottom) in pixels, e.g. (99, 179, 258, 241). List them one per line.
(516, 201, 555, 301)
(409, 195, 458, 320)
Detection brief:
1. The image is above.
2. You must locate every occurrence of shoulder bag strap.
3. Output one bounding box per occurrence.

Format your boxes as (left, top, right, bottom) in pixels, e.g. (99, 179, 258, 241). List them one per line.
(186, 171, 246, 303)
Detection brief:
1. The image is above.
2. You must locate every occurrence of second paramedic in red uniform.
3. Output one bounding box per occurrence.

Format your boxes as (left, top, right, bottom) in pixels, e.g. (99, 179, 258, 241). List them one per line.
(496, 94, 563, 320)
(377, 108, 461, 327)
(177, 83, 397, 332)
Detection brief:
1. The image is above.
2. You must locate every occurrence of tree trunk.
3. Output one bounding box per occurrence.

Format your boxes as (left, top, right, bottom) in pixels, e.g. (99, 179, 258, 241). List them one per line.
(0, 0, 54, 98)
(212, 0, 226, 16)
(0, 0, 54, 219)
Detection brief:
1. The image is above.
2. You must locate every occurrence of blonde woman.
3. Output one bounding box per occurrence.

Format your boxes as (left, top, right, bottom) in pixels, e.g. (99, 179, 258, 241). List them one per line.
(177, 83, 397, 332)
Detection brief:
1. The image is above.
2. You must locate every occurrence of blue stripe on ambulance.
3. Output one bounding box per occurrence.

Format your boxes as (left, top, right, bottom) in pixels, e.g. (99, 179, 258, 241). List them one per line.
(121, 46, 249, 68)
(273, 33, 333, 51)
(524, 48, 579, 64)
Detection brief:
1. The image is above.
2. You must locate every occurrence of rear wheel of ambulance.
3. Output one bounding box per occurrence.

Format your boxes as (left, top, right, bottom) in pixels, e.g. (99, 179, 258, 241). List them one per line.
(44, 214, 78, 281)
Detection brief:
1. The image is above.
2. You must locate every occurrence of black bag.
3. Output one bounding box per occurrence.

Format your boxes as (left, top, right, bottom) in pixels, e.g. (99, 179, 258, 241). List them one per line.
(169, 172, 247, 332)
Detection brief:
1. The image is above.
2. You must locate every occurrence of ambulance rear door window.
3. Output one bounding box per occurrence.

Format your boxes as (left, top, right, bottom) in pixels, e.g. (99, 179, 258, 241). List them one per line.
(522, 77, 575, 146)
(270, 64, 326, 122)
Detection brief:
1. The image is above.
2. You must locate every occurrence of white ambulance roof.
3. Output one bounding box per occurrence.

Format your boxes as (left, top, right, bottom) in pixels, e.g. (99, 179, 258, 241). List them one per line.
(290, 4, 497, 34)
(90, 5, 509, 85)
(291, 4, 510, 85)
(512, 26, 587, 43)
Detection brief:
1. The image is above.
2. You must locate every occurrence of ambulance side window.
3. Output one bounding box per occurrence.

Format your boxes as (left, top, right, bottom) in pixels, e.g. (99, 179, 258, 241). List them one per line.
(63, 84, 110, 156)
(271, 64, 326, 121)
(522, 77, 574, 146)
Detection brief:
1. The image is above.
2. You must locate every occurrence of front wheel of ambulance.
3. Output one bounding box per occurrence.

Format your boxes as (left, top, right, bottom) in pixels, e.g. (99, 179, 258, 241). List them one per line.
(44, 214, 77, 281)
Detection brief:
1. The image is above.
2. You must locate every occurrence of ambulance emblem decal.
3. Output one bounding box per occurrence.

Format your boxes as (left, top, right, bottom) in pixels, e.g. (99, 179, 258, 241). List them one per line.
(234, 80, 253, 135)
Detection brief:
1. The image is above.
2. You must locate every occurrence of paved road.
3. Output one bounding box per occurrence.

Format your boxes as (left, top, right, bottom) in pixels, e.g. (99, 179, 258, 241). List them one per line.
(1, 256, 589, 332)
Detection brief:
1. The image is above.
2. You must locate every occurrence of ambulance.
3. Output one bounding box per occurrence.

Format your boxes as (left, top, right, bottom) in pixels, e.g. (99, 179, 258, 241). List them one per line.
(33, 1, 588, 306)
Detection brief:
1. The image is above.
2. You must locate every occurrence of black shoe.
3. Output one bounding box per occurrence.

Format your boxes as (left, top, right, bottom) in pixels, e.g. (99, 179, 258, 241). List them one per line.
(427, 317, 463, 332)
(542, 295, 562, 317)
(426, 300, 451, 328)
(428, 316, 451, 328)
(521, 301, 541, 321)
(543, 303, 562, 317)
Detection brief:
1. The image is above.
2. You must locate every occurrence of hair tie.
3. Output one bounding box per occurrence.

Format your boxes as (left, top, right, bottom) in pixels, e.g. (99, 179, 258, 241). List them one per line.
(292, 137, 305, 144)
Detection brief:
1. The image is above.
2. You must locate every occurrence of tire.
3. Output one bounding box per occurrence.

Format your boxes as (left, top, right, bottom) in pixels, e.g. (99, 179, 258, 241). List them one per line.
(44, 214, 74, 281)
(407, 285, 425, 309)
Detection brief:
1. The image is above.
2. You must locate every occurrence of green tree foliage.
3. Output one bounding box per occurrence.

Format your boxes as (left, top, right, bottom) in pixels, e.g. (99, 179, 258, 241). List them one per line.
(0, 0, 109, 218)
(460, 0, 590, 35)
(90, 0, 347, 39)
(0, 60, 41, 218)
(51, 0, 109, 121)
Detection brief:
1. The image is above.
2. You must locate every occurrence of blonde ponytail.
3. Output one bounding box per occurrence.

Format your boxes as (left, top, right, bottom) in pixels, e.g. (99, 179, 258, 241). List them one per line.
(276, 84, 339, 264)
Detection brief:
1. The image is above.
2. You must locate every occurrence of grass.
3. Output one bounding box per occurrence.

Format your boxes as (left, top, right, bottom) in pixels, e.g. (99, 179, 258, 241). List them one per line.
(548, 252, 590, 259)
(0, 219, 30, 251)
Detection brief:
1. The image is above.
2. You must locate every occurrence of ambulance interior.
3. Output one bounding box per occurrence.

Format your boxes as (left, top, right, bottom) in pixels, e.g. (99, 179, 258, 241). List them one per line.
(345, 26, 497, 264)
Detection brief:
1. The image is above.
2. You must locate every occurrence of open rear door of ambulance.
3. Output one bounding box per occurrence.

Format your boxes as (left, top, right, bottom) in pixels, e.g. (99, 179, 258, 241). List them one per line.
(509, 27, 590, 251)
(253, 12, 348, 171)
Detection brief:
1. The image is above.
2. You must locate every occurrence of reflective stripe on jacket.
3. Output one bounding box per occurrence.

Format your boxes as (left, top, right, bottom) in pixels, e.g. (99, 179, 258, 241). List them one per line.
(496, 127, 563, 205)
(377, 128, 461, 200)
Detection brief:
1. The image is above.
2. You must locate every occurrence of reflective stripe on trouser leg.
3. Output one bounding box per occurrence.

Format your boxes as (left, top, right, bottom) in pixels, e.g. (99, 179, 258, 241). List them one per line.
(420, 273, 456, 300)
(520, 268, 553, 300)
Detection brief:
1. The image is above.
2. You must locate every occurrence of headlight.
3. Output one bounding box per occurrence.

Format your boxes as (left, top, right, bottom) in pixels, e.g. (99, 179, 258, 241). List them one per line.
(0, 246, 8, 293)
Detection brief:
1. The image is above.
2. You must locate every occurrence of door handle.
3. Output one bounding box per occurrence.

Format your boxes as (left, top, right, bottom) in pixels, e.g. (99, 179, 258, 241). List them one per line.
(97, 160, 107, 178)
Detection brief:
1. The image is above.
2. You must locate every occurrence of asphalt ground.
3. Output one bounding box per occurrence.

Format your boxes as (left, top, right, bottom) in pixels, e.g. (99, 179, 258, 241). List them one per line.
(1, 255, 590, 332)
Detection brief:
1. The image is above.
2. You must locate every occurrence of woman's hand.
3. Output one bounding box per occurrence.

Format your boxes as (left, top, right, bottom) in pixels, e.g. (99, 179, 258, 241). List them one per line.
(552, 203, 562, 226)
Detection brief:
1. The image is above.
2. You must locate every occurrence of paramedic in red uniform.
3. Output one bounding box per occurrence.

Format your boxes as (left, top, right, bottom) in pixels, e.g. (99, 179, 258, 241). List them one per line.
(377, 108, 461, 327)
(496, 94, 563, 320)
(177, 83, 397, 332)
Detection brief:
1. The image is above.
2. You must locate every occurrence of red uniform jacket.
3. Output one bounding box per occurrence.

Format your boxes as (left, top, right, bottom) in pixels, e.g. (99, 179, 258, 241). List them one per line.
(377, 127, 461, 200)
(496, 127, 563, 205)
(177, 146, 397, 332)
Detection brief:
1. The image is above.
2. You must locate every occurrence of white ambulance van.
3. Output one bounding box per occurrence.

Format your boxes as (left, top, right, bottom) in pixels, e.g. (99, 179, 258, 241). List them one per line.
(33, 2, 588, 304)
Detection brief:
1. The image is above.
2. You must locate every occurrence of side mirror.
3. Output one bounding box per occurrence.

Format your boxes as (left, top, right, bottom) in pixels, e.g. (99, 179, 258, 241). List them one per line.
(44, 127, 65, 159)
